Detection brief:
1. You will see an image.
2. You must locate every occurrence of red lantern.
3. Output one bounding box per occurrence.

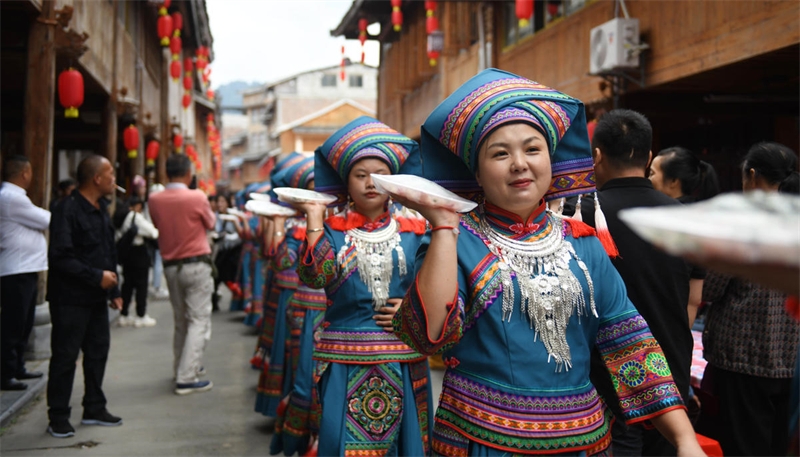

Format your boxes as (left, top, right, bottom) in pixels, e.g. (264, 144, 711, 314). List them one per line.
(58, 68, 84, 119)
(425, 1, 439, 34)
(170, 60, 181, 81)
(173, 133, 183, 153)
(516, 0, 534, 28)
(391, 0, 403, 32)
(170, 35, 182, 59)
(358, 18, 368, 64)
(340, 45, 346, 82)
(183, 57, 194, 73)
(171, 11, 182, 37)
(182, 93, 191, 110)
(547, 2, 560, 17)
(123, 125, 139, 159)
(183, 75, 193, 91)
(186, 143, 197, 161)
(158, 0, 171, 16)
(157, 14, 173, 47)
(145, 140, 159, 166)
(207, 89, 214, 100)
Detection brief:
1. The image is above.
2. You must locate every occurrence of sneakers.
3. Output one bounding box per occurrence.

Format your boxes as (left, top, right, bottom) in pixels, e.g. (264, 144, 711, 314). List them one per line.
(47, 420, 75, 438)
(134, 315, 157, 328)
(81, 408, 123, 426)
(175, 380, 213, 395)
(115, 315, 133, 327)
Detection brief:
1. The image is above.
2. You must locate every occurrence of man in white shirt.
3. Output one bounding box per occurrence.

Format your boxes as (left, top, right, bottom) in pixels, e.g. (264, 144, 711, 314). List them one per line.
(0, 155, 50, 391)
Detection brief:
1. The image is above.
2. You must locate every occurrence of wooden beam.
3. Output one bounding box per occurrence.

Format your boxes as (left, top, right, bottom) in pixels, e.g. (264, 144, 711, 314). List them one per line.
(22, 0, 56, 209)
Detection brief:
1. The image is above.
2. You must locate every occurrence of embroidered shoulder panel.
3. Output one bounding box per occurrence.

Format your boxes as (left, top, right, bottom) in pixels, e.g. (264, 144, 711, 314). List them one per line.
(460, 214, 502, 331)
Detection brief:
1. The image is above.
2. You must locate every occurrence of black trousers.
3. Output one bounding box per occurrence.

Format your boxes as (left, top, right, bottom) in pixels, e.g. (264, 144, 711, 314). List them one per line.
(47, 302, 110, 422)
(121, 263, 150, 317)
(709, 364, 792, 456)
(1, 273, 38, 381)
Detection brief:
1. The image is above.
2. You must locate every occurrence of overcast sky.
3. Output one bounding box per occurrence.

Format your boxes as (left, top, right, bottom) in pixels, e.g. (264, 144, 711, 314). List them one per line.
(206, 0, 380, 88)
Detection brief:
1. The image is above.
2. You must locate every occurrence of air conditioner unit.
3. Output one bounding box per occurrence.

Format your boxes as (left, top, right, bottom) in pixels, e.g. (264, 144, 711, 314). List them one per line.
(589, 18, 640, 75)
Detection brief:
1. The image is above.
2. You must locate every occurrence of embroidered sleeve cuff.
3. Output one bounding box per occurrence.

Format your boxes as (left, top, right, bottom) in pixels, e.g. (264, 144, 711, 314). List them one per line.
(297, 236, 336, 289)
(393, 275, 462, 356)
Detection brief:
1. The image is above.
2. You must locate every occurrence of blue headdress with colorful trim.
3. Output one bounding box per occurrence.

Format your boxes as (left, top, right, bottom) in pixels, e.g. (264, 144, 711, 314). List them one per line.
(267, 151, 310, 204)
(315, 116, 421, 206)
(419, 68, 595, 201)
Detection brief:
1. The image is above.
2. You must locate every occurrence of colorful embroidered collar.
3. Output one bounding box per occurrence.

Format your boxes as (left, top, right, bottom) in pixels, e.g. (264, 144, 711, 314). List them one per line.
(483, 200, 549, 240)
(326, 209, 392, 232)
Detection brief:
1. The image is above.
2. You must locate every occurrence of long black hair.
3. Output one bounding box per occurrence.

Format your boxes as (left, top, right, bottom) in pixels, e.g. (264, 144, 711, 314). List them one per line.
(742, 142, 800, 194)
(656, 146, 720, 202)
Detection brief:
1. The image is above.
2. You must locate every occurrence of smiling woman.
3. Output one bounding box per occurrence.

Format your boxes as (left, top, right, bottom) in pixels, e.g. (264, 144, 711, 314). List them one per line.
(392, 69, 705, 456)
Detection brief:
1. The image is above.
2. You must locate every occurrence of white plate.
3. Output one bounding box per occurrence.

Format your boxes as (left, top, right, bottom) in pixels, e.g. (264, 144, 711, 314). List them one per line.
(273, 187, 338, 205)
(245, 199, 297, 217)
(371, 174, 478, 213)
(227, 208, 248, 218)
(249, 193, 272, 202)
(618, 191, 800, 267)
(218, 214, 239, 222)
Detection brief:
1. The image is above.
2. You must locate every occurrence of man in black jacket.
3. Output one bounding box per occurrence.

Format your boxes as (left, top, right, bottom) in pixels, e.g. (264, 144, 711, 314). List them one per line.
(583, 110, 694, 456)
(46, 155, 124, 438)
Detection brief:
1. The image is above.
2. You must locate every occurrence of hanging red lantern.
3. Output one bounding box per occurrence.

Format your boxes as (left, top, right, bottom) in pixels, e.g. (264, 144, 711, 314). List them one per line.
(158, 0, 171, 16)
(123, 125, 140, 159)
(145, 140, 159, 167)
(58, 68, 84, 119)
(358, 18, 368, 64)
(547, 1, 559, 17)
(391, 0, 403, 32)
(170, 60, 181, 81)
(425, 1, 439, 34)
(173, 133, 184, 153)
(182, 93, 191, 110)
(206, 89, 215, 100)
(428, 49, 440, 67)
(171, 11, 183, 37)
(186, 143, 197, 161)
(183, 75, 193, 91)
(340, 45, 346, 82)
(516, 0, 534, 28)
(157, 14, 173, 47)
(170, 35, 182, 59)
(183, 57, 194, 73)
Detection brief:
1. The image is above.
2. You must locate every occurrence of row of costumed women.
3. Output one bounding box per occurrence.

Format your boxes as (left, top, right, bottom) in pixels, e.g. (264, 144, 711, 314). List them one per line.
(227, 69, 704, 457)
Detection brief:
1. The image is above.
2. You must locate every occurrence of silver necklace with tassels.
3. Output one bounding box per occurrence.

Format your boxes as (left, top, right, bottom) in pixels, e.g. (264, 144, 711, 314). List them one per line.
(478, 210, 597, 372)
(337, 217, 406, 311)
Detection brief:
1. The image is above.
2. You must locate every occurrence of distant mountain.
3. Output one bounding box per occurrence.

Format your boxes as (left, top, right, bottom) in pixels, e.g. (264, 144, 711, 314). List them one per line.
(215, 81, 263, 110)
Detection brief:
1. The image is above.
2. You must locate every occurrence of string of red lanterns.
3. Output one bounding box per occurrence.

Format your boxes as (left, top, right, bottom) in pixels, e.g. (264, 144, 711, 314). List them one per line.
(425, 1, 440, 66)
(58, 68, 84, 119)
(391, 0, 403, 32)
(340, 45, 346, 82)
(358, 18, 368, 64)
(157, 2, 173, 46)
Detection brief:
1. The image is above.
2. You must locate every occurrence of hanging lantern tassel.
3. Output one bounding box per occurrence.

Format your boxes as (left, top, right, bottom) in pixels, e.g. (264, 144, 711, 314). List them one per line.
(358, 18, 368, 64)
(391, 0, 403, 32)
(123, 124, 140, 159)
(158, 0, 171, 16)
(516, 0, 534, 28)
(58, 68, 84, 119)
(593, 192, 619, 258)
(145, 140, 159, 167)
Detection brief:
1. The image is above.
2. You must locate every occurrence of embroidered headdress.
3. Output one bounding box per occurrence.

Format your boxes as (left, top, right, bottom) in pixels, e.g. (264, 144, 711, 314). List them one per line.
(315, 116, 421, 206)
(419, 68, 595, 201)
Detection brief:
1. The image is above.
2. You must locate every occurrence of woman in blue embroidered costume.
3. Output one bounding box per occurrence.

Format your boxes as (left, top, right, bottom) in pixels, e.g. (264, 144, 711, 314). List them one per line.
(254, 152, 308, 416)
(287, 116, 432, 457)
(392, 69, 704, 456)
(263, 155, 329, 456)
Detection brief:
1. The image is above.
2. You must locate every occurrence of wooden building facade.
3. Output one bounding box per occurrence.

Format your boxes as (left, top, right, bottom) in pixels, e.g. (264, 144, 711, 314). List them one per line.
(333, 0, 799, 191)
(0, 0, 217, 211)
